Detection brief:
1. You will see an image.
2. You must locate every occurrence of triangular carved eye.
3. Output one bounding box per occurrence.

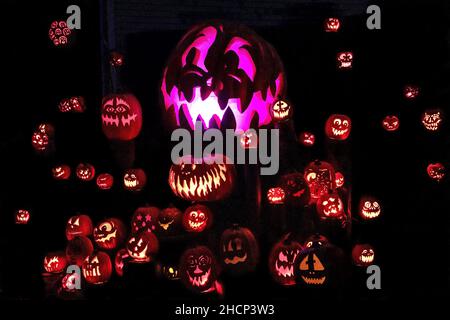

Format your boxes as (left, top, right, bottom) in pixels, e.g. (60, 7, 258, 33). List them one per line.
(74, 218, 80, 226)
(312, 254, 324, 271)
(91, 256, 99, 264)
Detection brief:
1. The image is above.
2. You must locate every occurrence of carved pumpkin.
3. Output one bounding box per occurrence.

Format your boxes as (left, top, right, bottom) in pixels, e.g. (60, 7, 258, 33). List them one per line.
(48, 20, 72, 47)
(180, 246, 218, 293)
(270, 99, 292, 122)
(101, 93, 142, 141)
(126, 231, 159, 263)
(15, 209, 30, 224)
(109, 51, 124, 67)
(158, 263, 180, 281)
(52, 165, 71, 180)
(304, 160, 336, 200)
(335, 172, 344, 188)
(316, 192, 344, 219)
(304, 234, 329, 249)
(66, 236, 94, 266)
(382, 115, 400, 131)
(296, 248, 328, 286)
(352, 244, 375, 267)
(131, 206, 160, 233)
(93, 218, 126, 250)
(76, 163, 95, 181)
(32, 123, 54, 153)
(66, 214, 93, 240)
(299, 131, 315, 146)
(337, 51, 353, 69)
(182, 204, 213, 233)
(123, 168, 147, 191)
(404, 85, 419, 99)
(266, 187, 285, 205)
(325, 114, 351, 140)
(239, 130, 258, 149)
(325, 17, 340, 32)
(43, 251, 67, 273)
(114, 248, 129, 277)
(82, 251, 112, 285)
(422, 109, 443, 131)
(58, 96, 85, 113)
(220, 225, 259, 274)
(157, 206, 182, 235)
(278, 172, 310, 207)
(268, 234, 303, 286)
(96, 173, 114, 190)
(161, 21, 286, 131)
(169, 154, 235, 201)
(427, 163, 445, 182)
(358, 196, 381, 220)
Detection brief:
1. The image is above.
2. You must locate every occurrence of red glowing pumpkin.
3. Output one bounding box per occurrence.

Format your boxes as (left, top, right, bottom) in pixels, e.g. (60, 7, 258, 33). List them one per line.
(66, 214, 93, 240)
(52, 164, 71, 180)
(15, 209, 30, 224)
(304, 160, 336, 199)
(93, 218, 126, 250)
(325, 114, 351, 140)
(422, 109, 443, 131)
(271, 99, 293, 122)
(58, 96, 85, 113)
(126, 231, 159, 263)
(66, 236, 94, 266)
(183, 204, 213, 233)
(82, 251, 112, 285)
(48, 20, 72, 47)
(358, 196, 381, 220)
(43, 251, 67, 273)
(266, 187, 285, 205)
(131, 206, 160, 233)
(114, 248, 129, 277)
(427, 163, 445, 182)
(335, 172, 344, 188)
(96, 173, 114, 190)
(325, 17, 340, 32)
(299, 131, 315, 146)
(268, 234, 303, 286)
(239, 130, 258, 149)
(157, 206, 183, 235)
(31, 123, 54, 153)
(179, 246, 218, 293)
(337, 51, 353, 69)
(316, 192, 344, 219)
(161, 21, 286, 131)
(76, 163, 95, 181)
(404, 85, 419, 99)
(123, 168, 147, 191)
(382, 115, 400, 131)
(352, 244, 375, 267)
(109, 51, 124, 67)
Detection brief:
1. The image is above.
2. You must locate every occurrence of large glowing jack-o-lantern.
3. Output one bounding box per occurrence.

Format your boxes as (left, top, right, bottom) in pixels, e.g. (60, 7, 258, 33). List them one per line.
(325, 114, 351, 140)
(48, 20, 72, 47)
(161, 21, 286, 131)
(304, 160, 336, 200)
(427, 163, 445, 182)
(126, 231, 159, 263)
(352, 244, 375, 267)
(180, 246, 218, 293)
(15, 209, 30, 224)
(358, 196, 381, 220)
(382, 115, 400, 131)
(43, 252, 67, 273)
(422, 109, 443, 131)
(101, 93, 142, 141)
(268, 234, 303, 286)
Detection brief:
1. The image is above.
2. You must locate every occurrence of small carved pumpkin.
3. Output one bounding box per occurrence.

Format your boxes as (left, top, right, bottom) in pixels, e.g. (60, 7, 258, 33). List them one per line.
(316, 192, 344, 219)
(93, 218, 126, 250)
(182, 204, 213, 233)
(427, 163, 445, 182)
(82, 251, 112, 285)
(304, 234, 329, 249)
(266, 187, 285, 205)
(157, 206, 182, 235)
(299, 131, 315, 146)
(358, 196, 381, 220)
(422, 109, 443, 131)
(325, 114, 351, 140)
(123, 168, 147, 191)
(335, 172, 344, 188)
(109, 51, 124, 67)
(15, 209, 30, 224)
(76, 163, 95, 181)
(404, 85, 419, 99)
(96, 173, 114, 190)
(58, 96, 85, 113)
(325, 17, 340, 32)
(304, 160, 336, 200)
(32, 123, 54, 153)
(43, 251, 67, 273)
(48, 20, 72, 47)
(52, 165, 71, 180)
(382, 115, 400, 131)
(352, 244, 375, 267)
(270, 99, 292, 122)
(278, 172, 310, 207)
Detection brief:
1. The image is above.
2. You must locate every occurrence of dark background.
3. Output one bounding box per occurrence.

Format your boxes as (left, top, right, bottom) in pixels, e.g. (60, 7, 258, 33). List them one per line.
(2, 0, 449, 309)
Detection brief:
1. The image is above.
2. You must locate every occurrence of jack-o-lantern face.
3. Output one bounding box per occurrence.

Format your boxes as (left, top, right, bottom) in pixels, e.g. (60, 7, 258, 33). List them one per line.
(169, 154, 235, 201)
(123, 168, 147, 191)
(15, 209, 30, 224)
(427, 163, 445, 182)
(131, 206, 160, 233)
(299, 131, 315, 146)
(32, 123, 54, 152)
(161, 21, 286, 132)
(109, 51, 124, 67)
(404, 85, 419, 99)
(52, 165, 71, 180)
(337, 51, 353, 69)
(58, 96, 85, 113)
(43, 252, 67, 273)
(335, 172, 344, 188)
(239, 130, 258, 149)
(352, 244, 375, 266)
(93, 218, 126, 250)
(266, 187, 285, 204)
(268, 235, 303, 286)
(101, 93, 143, 141)
(180, 246, 218, 292)
(297, 250, 327, 286)
(422, 109, 443, 131)
(157, 207, 182, 234)
(82, 252, 112, 285)
(114, 248, 129, 277)
(220, 225, 259, 274)
(382, 115, 400, 131)
(317, 192, 344, 219)
(304, 160, 336, 199)
(96, 173, 114, 190)
(279, 173, 310, 207)
(359, 197, 381, 220)
(325, 17, 340, 32)
(159, 263, 180, 280)
(271, 99, 292, 122)
(66, 236, 94, 266)
(76, 163, 95, 181)
(183, 204, 213, 232)
(126, 231, 159, 263)
(66, 214, 93, 240)
(304, 234, 329, 249)
(48, 20, 72, 47)
(325, 114, 351, 140)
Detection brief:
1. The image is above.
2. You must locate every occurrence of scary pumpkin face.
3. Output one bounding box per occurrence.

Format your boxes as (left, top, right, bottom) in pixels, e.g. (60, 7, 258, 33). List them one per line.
(337, 51, 353, 69)
(382, 115, 400, 131)
(325, 114, 351, 140)
(335, 172, 344, 188)
(352, 244, 375, 267)
(131, 206, 160, 233)
(266, 187, 285, 205)
(427, 163, 445, 182)
(271, 99, 292, 122)
(109, 51, 124, 67)
(169, 154, 235, 201)
(66, 236, 94, 266)
(268, 235, 303, 286)
(304, 234, 329, 249)
(316, 192, 344, 219)
(114, 248, 129, 277)
(358, 196, 381, 220)
(82, 251, 112, 285)
(66, 214, 93, 240)
(297, 249, 328, 286)
(15, 209, 30, 224)
(161, 21, 286, 132)
(220, 225, 259, 274)
(93, 218, 126, 250)
(299, 131, 315, 146)
(278, 172, 310, 207)
(43, 252, 67, 273)
(123, 168, 147, 191)
(239, 130, 258, 149)
(101, 93, 142, 141)
(304, 160, 336, 200)
(32, 123, 54, 152)
(183, 204, 213, 233)
(180, 246, 218, 293)
(126, 231, 159, 263)
(48, 20, 72, 47)
(58, 96, 85, 113)
(52, 164, 71, 180)
(404, 85, 419, 99)
(157, 207, 182, 235)
(422, 109, 443, 131)
(96, 173, 114, 190)
(325, 17, 340, 32)
(76, 163, 95, 181)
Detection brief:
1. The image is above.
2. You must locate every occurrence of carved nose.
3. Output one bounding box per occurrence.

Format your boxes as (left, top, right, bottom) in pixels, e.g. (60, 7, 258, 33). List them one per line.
(193, 266, 203, 274)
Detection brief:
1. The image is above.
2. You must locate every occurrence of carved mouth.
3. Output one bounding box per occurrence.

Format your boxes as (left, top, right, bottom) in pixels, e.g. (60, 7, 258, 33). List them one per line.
(275, 260, 294, 278)
(274, 110, 289, 119)
(188, 220, 205, 230)
(159, 220, 174, 230)
(95, 230, 117, 243)
(83, 266, 103, 281)
(332, 128, 348, 136)
(339, 61, 352, 68)
(362, 208, 380, 218)
(301, 275, 326, 285)
(423, 122, 440, 131)
(360, 255, 374, 263)
(224, 253, 247, 265)
(102, 113, 137, 127)
(188, 268, 211, 287)
(124, 179, 138, 188)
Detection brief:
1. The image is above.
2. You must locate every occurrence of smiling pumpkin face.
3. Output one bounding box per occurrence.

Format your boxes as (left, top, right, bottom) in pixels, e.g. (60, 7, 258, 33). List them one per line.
(43, 251, 67, 274)
(182, 204, 212, 232)
(126, 231, 159, 263)
(271, 99, 292, 122)
(93, 218, 126, 250)
(180, 246, 218, 293)
(337, 51, 353, 69)
(382, 115, 400, 131)
(316, 192, 344, 219)
(422, 109, 443, 131)
(52, 165, 71, 180)
(82, 251, 112, 285)
(123, 168, 147, 191)
(325, 114, 351, 140)
(358, 196, 381, 220)
(352, 244, 375, 266)
(76, 163, 95, 181)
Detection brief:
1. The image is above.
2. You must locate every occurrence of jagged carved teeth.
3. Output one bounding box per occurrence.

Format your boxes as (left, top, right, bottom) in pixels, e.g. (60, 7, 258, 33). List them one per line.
(124, 180, 137, 187)
(188, 221, 204, 229)
(102, 113, 137, 127)
(332, 128, 347, 136)
(175, 164, 228, 198)
(360, 255, 374, 263)
(275, 110, 289, 119)
(424, 123, 439, 130)
(340, 62, 351, 68)
(301, 275, 326, 285)
(96, 230, 117, 242)
(188, 268, 210, 287)
(362, 209, 380, 218)
(275, 260, 294, 277)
